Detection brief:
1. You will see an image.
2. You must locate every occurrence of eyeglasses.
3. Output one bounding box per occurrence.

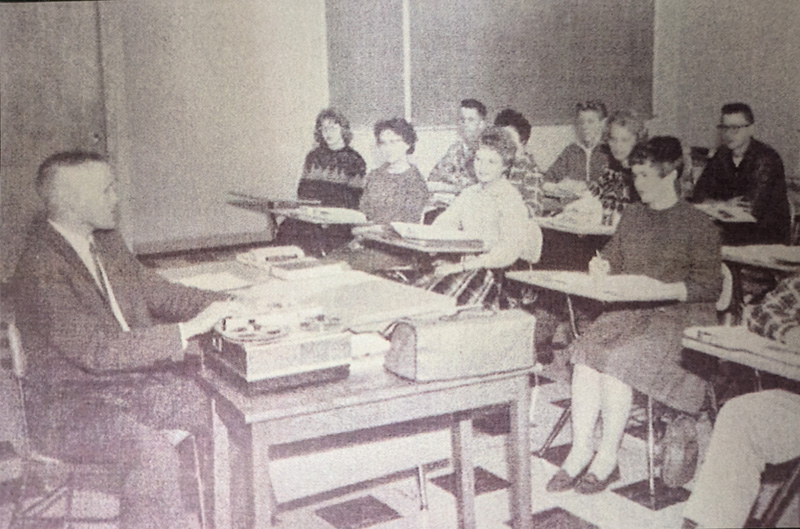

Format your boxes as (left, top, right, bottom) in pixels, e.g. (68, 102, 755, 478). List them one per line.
(717, 124, 752, 132)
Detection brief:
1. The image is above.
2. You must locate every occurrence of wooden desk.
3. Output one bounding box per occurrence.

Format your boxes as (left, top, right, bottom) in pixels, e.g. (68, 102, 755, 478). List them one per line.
(160, 262, 458, 332)
(202, 357, 533, 529)
(683, 325, 800, 381)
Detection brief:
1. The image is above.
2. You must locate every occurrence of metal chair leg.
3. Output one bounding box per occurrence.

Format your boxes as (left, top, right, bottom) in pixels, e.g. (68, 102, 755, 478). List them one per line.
(535, 407, 571, 458)
(647, 396, 656, 510)
(416, 464, 428, 511)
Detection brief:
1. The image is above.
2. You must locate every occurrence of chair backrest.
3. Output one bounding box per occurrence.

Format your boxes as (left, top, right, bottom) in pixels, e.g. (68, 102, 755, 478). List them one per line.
(789, 199, 798, 246)
(520, 219, 543, 265)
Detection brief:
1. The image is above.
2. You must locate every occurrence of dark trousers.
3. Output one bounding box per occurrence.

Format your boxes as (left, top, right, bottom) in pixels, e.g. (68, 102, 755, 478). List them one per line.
(29, 373, 209, 529)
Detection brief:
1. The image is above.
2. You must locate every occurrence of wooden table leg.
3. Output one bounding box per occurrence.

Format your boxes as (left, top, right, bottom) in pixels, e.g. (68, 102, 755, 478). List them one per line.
(451, 414, 476, 529)
(226, 423, 252, 529)
(251, 425, 277, 528)
(508, 377, 532, 529)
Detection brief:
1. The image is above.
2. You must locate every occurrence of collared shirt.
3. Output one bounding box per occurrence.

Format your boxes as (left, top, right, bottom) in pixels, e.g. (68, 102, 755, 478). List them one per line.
(746, 274, 800, 344)
(48, 219, 131, 331)
(428, 139, 478, 191)
(507, 152, 544, 217)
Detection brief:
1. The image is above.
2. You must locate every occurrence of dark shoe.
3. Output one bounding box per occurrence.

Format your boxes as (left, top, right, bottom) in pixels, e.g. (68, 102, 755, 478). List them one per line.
(680, 519, 698, 529)
(546, 468, 583, 493)
(575, 466, 621, 494)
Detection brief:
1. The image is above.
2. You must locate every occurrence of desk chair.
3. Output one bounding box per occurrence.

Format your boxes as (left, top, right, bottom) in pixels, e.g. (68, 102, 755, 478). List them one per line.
(7, 318, 207, 529)
(536, 265, 735, 507)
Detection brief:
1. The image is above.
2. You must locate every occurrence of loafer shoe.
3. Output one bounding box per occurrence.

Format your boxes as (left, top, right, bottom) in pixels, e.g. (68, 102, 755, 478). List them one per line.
(546, 468, 583, 493)
(575, 466, 621, 494)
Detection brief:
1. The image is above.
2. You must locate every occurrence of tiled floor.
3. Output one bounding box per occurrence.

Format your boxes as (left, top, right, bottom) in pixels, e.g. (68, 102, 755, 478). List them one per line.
(2, 361, 799, 528)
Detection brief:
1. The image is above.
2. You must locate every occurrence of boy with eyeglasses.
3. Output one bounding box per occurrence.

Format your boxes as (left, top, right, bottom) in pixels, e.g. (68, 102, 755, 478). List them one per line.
(690, 102, 790, 245)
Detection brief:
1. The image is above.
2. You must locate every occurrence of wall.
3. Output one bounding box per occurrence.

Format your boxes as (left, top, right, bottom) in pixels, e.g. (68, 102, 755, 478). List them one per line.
(100, 0, 329, 253)
(652, 0, 800, 179)
(0, 2, 107, 279)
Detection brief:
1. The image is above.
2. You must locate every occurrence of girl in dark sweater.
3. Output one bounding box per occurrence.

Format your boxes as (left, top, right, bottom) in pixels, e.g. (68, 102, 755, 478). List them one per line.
(547, 137, 722, 494)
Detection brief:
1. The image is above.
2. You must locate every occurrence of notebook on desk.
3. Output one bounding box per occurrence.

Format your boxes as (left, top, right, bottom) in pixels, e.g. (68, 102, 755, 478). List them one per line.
(389, 222, 484, 250)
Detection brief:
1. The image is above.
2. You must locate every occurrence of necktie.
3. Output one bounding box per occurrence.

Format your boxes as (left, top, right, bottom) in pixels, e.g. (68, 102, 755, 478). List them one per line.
(89, 242, 131, 331)
(89, 242, 109, 299)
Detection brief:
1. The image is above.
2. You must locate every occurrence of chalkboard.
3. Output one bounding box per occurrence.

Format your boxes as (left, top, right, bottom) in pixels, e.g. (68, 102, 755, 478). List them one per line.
(328, 0, 654, 126)
(327, 0, 406, 127)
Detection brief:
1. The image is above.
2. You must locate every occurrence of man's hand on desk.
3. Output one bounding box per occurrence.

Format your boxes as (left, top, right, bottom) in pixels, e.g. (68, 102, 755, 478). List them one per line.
(179, 300, 247, 342)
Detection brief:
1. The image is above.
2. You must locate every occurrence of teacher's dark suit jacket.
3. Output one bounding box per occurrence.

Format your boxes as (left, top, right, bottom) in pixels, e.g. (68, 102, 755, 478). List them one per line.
(12, 218, 226, 450)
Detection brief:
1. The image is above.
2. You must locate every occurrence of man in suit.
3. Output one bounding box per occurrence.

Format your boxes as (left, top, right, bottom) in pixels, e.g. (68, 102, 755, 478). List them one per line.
(12, 151, 240, 529)
(690, 102, 790, 245)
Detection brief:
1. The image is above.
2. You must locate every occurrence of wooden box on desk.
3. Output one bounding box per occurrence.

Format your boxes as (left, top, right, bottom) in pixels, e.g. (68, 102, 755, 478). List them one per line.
(385, 309, 535, 381)
(206, 313, 351, 393)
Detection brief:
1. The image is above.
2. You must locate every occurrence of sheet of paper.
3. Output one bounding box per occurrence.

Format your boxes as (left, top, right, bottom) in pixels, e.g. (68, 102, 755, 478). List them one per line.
(174, 271, 254, 291)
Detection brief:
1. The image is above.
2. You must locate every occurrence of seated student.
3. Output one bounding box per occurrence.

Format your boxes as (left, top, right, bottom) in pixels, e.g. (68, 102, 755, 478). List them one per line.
(276, 108, 367, 253)
(682, 274, 800, 529)
(545, 100, 611, 186)
(588, 109, 646, 225)
(429, 127, 529, 280)
(12, 152, 242, 529)
(547, 137, 721, 495)
(359, 118, 429, 224)
(298, 108, 367, 208)
(494, 108, 544, 216)
(690, 102, 791, 245)
(427, 98, 487, 194)
(333, 118, 429, 274)
(554, 109, 646, 230)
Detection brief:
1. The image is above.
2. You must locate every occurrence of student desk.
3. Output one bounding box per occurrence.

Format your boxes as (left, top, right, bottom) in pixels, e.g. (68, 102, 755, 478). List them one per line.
(529, 218, 614, 271)
(358, 228, 486, 256)
(531, 217, 616, 237)
(682, 325, 800, 381)
(507, 270, 679, 336)
(721, 245, 800, 323)
(200, 357, 534, 529)
(694, 201, 757, 224)
(270, 206, 371, 257)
